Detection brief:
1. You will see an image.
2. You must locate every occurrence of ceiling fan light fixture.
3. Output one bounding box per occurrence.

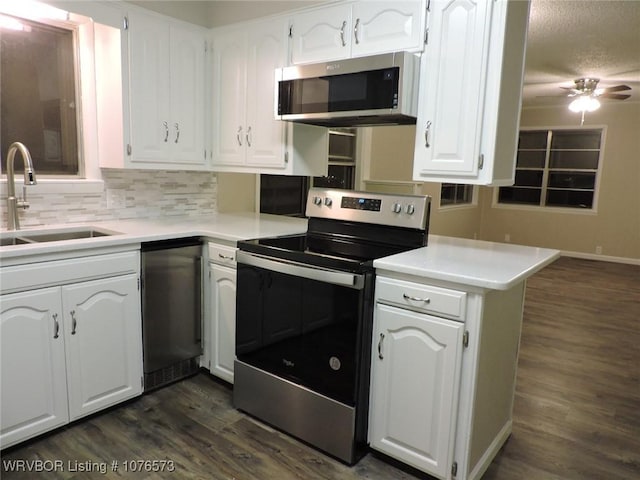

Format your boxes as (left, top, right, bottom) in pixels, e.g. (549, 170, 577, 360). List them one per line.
(569, 96, 601, 113)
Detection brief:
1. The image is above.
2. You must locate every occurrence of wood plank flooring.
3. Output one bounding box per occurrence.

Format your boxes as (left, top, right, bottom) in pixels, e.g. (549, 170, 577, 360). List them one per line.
(2, 257, 639, 480)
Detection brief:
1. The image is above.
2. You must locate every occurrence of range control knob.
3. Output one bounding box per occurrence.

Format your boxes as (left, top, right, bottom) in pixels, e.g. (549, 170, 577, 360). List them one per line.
(324, 197, 333, 207)
(392, 203, 402, 213)
(313, 196, 322, 206)
(405, 204, 415, 215)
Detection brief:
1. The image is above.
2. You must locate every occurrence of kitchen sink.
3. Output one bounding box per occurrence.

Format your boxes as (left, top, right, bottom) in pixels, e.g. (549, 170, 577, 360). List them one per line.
(0, 236, 34, 246)
(0, 227, 119, 246)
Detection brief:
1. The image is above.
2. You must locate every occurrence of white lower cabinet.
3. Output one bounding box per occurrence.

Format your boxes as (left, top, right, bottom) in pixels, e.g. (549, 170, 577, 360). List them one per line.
(206, 242, 237, 383)
(0, 288, 69, 449)
(0, 251, 143, 449)
(63, 275, 142, 420)
(369, 303, 464, 479)
(369, 274, 527, 480)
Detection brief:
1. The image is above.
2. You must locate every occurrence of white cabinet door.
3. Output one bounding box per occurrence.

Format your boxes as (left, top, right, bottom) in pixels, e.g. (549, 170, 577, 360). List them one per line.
(413, 0, 530, 185)
(208, 263, 237, 383)
(128, 10, 206, 168)
(62, 274, 142, 421)
(413, 0, 490, 180)
(128, 10, 171, 164)
(245, 22, 287, 168)
(351, 1, 426, 57)
(170, 23, 206, 165)
(290, 3, 352, 64)
(211, 29, 247, 166)
(369, 303, 464, 479)
(0, 288, 69, 449)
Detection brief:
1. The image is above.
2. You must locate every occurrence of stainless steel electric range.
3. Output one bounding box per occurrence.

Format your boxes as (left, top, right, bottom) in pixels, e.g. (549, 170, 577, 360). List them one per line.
(233, 188, 431, 464)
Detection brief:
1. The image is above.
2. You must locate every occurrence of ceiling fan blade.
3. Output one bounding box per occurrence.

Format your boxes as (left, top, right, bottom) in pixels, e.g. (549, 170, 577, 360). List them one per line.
(599, 85, 631, 93)
(599, 93, 631, 100)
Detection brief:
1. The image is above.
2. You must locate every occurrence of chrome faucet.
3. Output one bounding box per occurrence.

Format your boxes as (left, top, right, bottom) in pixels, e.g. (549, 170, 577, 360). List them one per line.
(5, 142, 37, 230)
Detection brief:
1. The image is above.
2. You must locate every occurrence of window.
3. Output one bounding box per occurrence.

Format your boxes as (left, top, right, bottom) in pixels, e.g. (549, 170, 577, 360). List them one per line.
(498, 128, 603, 210)
(440, 183, 474, 207)
(313, 128, 357, 190)
(1, 15, 81, 176)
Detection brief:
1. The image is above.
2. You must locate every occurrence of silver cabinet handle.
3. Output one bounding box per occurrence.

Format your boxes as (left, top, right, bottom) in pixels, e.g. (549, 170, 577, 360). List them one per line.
(340, 20, 347, 47)
(163, 121, 169, 142)
(403, 293, 431, 304)
(378, 333, 385, 360)
(425, 121, 432, 148)
(246, 126, 252, 147)
(53, 313, 60, 339)
(218, 253, 234, 260)
(174, 123, 180, 143)
(237, 126, 243, 146)
(354, 18, 360, 44)
(70, 310, 77, 335)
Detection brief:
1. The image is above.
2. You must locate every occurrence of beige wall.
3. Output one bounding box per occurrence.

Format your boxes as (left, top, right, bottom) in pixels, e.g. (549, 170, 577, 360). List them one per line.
(363, 125, 482, 240)
(128, 1, 212, 27)
(479, 102, 640, 260)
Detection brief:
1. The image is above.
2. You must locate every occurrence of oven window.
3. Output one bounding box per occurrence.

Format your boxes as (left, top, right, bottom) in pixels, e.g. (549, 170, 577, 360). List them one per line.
(236, 265, 364, 406)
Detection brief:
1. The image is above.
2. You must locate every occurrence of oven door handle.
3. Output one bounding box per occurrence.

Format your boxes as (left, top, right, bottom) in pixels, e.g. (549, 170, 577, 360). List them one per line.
(237, 251, 365, 289)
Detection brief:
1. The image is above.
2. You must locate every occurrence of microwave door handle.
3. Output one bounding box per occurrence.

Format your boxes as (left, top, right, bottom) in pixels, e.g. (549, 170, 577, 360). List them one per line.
(237, 251, 364, 289)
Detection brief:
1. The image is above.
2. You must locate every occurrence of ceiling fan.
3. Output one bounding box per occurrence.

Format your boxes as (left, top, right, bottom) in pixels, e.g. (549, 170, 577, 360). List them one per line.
(561, 78, 632, 101)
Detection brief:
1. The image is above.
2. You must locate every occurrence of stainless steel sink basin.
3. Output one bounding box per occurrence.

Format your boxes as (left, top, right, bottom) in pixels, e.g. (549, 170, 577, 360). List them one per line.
(0, 236, 33, 246)
(22, 229, 112, 243)
(1, 226, 119, 246)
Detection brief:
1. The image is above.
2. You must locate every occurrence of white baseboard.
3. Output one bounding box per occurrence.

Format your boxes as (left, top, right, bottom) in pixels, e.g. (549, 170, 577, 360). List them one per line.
(561, 250, 640, 266)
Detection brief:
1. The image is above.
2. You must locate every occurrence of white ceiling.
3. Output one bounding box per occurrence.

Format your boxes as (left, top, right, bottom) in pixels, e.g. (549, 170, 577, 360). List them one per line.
(522, 0, 640, 107)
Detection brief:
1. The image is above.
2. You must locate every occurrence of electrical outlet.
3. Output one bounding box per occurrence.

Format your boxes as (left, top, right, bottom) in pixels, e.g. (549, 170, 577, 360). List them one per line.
(504, 233, 511, 242)
(595, 245, 603, 255)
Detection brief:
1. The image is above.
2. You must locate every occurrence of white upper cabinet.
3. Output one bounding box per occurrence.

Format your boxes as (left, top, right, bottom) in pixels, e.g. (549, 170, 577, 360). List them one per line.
(211, 20, 328, 175)
(351, 1, 427, 58)
(290, 1, 426, 65)
(125, 9, 206, 169)
(412, 0, 530, 185)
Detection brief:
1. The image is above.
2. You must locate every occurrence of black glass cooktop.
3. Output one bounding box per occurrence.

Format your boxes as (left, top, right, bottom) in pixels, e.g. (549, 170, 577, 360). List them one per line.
(238, 219, 428, 273)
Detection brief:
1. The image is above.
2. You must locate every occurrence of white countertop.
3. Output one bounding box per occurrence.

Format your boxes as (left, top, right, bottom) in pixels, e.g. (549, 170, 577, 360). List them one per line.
(0, 213, 308, 262)
(374, 235, 560, 291)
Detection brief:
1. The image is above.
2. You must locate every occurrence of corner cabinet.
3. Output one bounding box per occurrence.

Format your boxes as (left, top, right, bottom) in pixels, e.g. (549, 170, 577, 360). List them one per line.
(122, 10, 207, 170)
(211, 20, 328, 175)
(412, 0, 531, 185)
(0, 251, 143, 449)
(289, 1, 427, 64)
(369, 274, 527, 480)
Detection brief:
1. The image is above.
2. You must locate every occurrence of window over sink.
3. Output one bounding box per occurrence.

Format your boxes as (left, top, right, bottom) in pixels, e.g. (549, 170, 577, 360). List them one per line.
(1, 16, 81, 176)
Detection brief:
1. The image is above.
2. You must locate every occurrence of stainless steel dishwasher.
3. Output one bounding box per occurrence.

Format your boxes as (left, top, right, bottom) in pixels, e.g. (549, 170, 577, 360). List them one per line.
(141, 238, 203, 391)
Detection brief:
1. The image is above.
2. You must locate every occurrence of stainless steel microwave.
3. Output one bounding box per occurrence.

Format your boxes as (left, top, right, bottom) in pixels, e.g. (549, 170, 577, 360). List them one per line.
(275, 52, 420, 127)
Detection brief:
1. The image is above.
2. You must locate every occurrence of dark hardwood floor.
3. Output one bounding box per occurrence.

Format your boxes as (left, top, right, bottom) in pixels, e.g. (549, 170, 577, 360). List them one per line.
(2, 257, 639, 479)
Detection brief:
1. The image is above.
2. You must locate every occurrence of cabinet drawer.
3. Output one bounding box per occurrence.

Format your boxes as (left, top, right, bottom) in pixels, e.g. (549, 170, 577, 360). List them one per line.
(208, 243, 237, 268)
(376, 276, 466, 320)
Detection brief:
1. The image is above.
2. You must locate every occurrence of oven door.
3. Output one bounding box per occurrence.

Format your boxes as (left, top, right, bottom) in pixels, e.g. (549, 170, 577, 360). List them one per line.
(235, 251, 369, 406)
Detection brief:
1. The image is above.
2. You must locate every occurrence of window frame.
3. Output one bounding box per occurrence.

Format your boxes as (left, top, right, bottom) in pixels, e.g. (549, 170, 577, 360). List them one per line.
(492, 126, 606, 215)
(0, 1, 121, 196)
(439, 183, 477, 210)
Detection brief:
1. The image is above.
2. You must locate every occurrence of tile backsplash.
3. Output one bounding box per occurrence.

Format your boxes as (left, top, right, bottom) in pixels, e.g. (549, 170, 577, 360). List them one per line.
(2, 169, 218, 228)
